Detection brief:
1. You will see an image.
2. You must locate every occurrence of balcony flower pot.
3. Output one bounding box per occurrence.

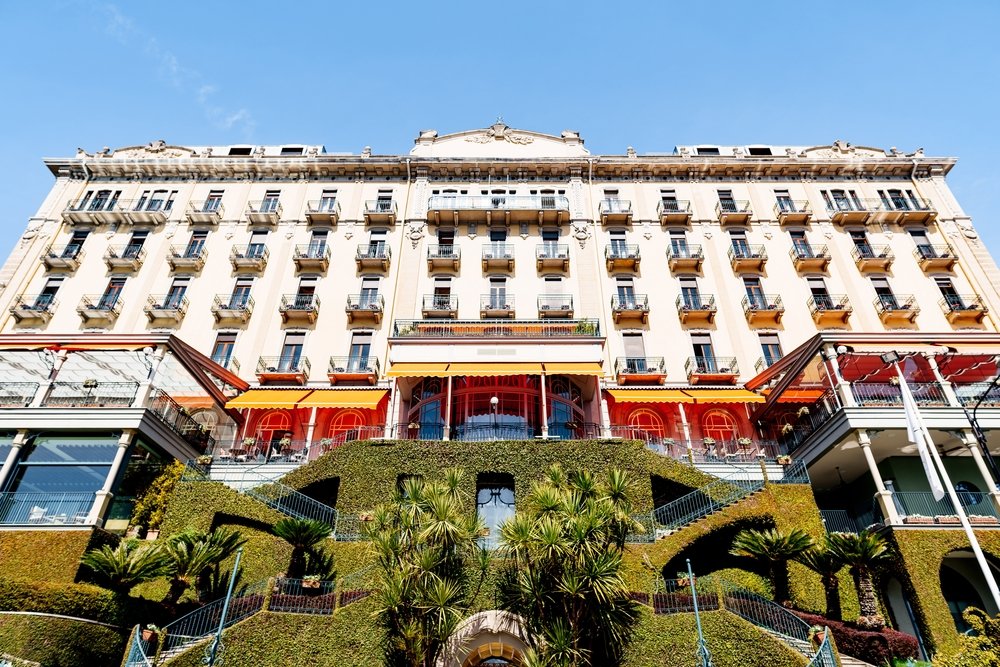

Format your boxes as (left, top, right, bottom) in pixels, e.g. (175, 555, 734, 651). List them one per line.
(969, 514, 1000, 525)
(902, 515, 933, 525)
(737, 437, 753, 447)
(797, 406, 810, 418)
(242, 437, 257, 447)
(776, 455, 793, 466)
(935, 515, 961, 525)
(82, 378, 99, 390)
(780, 424, 795, 436)
(141, 625, 160, 643)
(145, 529, 160, 541)
(302, 576, 322, 590)
(564, 421, 579, 430)
(196, 455, 213, 466)
(407, 423, 420, 430)
(808, 625, 826, 646)
(701, 438, 715, 446)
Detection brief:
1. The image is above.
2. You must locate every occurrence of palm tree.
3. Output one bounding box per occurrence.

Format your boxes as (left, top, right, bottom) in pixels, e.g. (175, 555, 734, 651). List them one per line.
(80, 539, 168, 595)
(827, 529, 890, 629)
(162, 528, 246, 604)
(730, 527, 814, 604)
(796, 541, 844, 620)
(194, 527, 246, 601)
(272, 517, 331, 579)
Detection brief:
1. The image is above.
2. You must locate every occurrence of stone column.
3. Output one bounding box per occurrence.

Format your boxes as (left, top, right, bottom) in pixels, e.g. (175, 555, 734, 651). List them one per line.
(678, 403, 694, 463)
(858, 429, 900, 525)
(0, 430, 30, 491)
(823, 345, 855, 408)
(132, 347, 167, 408)
(961, 430, 1000, 512)
(443, 375, 453, 441)
(924, 353, 960, 407)
(31, 349, 68, 408)
(87, 430, 134, 527)
(539, 374, 549, 439)
(384, 381, 399, 439)
(599, 393, 612, 439)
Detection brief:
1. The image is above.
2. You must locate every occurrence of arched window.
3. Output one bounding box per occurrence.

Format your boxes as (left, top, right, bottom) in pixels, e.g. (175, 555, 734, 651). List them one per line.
(627, 408, 665, 440)
(702, 410, 738, 442)
(329, 409, 366, 443)
(256, 411, 291, 446)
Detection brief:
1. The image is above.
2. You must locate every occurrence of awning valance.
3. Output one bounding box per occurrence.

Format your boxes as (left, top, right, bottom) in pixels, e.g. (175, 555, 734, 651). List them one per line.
(445, 363, 544, 377)
(387, 363, 450, 377)
(543, 362, 603, 375)
(607, 389, 693, 404)
(225, 389, 312, 409)
(296, 389, 388, 409)
(685, 389, 765, 404)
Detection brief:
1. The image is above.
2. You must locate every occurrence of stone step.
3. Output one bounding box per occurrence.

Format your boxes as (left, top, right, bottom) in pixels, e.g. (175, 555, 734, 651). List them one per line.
(208, 462, 303, 491)
(693, 463, 787, 480)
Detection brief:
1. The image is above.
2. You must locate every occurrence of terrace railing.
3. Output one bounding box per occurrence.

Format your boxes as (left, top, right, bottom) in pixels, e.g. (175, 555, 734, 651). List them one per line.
(42, 381, 139, 408)
(269, 578, 337, 615)
(0, 382, 38, 407)
(0, 491, 93, 526)
(850, 382, 949, 407)
(159, 578, 269, 657)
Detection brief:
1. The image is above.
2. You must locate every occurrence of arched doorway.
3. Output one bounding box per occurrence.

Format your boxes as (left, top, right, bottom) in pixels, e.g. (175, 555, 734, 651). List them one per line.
(628, 408, 666, 442)
(328, 409, 366, 445)
(438, 611, 529, 667)
(255, 411, 291, 453)
(702, 409, 739, 449)
(939, 550, 1000, 632)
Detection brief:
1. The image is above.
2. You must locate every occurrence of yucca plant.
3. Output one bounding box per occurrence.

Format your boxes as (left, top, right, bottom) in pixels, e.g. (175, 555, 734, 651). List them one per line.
(272, 517, 331, 579)
(730, 527, 814, 604)
(827, 529, 890, 629)
(795, 540, 845, 620)
(80, 539, 169, 595)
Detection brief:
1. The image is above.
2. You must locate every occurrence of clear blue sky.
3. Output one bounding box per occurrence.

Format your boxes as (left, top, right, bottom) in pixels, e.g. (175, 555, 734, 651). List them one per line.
(1, 1, 998, 261)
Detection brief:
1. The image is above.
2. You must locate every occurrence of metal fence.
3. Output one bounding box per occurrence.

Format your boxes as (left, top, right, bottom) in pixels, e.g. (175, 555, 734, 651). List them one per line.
(242, 474, 337, 531)
(42, 381, 138, 407)
(159, 578, 268, 656)
(269, 578, 337, 615)
(851, 382, 949, 407)
(122, 626, 153, 667)
(0, 491, 93, 526)
(146, 389, 215, 451)
(651, 473, 762, 532)
(0, 382, 38, 407)
(894, 491, 1000, 522)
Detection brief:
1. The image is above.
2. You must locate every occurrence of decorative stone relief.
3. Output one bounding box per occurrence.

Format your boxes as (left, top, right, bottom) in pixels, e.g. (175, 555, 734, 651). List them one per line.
(411, 179, 429, 219)
(568, 180, 585, 219)
(571, 221, 591, 248)
(344, 222, 355, 240)
(957, 219, 978, 239)
(285, 231, 294, 239)
(464, 121, 534, 145)
(407, 220, 425, 248)
(110, 140, 193, 159)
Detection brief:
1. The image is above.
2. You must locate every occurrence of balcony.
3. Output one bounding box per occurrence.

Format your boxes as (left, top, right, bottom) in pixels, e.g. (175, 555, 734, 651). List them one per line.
(256, 356, 311, 385)
(211, 294, 254, 324)
(851, 382, 948, 407)
(614, 357, 666, 385)
(605, 244, 640, 271)
(956, 382, 1000, 408)
(666, 245, 704, 273)
(874, 196, 937, 225)
(915, 245, 957, 272)
(610, 294, 649, 324)
(167, 245, 207, 271)
(774, 201, 812, 226)
(685, 357, 739, 384)
(789, 245, 830, 272)
(716, 200, 752, 225)
(364, 200, 397, 225)
(422, 294, 459, 319)
(426, 195, 570, 225)
(874, 295, 919, 325)
(480, 295, 515, 318)
(481, 243, 515, 272)
(599, 199, 633, 224)
(392, 318, 600, 338)
(186, 200, 224, 225)
(892, 491, 999, 527)
(328, 356, 380, 385)
(104, 246, 145, 272)
(852, 246, 894, 273)
(345, 294, 384, 324)
(41, 244, 84, 271)
(280, 293, 320, 324)
(77, 295, 121, 326)
(0, 492, 94, 526)
(826, 199, 875, 225)
(0, 382, 38, 408)
(127, 199, 171, 225)
(42, 381, 139, 408)
(940, 295, 988, 325)
(145, 294, 188, 323)
(427, 245, 460, 271)
(305, 199, 341, 225)
(63, 197, 129, 225)
(742, 294, 784, 325)
(246, 200, 282, 225)
(535, 244, 569, 271)
(808, 294, 852, 326)
(657, 200, 692, 225)
(230, 245, 268, 272)
(293, 244, 331, 272)
(728, 245, 767, 273)
(537, 295, 574, 318)
(356, 244, 391, 271)
(675, 294, 716, 325)
(10, 294, 56, 324)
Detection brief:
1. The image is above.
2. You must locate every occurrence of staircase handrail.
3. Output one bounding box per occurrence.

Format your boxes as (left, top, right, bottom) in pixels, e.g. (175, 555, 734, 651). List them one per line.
(238, 466, 338, 532)
(159, 578, 269, 656)
(651, 469, 765, 531)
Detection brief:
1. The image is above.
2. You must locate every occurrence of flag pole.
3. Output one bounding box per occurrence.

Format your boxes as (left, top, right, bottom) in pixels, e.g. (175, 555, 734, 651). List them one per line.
(895, 361, 1000, 610)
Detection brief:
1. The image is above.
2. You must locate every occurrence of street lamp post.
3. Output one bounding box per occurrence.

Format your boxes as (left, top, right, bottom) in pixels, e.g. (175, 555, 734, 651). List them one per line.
(490, 396, 499, 438)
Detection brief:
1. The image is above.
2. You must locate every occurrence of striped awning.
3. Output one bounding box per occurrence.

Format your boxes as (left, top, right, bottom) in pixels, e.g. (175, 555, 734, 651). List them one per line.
(606, 389, 693, 404)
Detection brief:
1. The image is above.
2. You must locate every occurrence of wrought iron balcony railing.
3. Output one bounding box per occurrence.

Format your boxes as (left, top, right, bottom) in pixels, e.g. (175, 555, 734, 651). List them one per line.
(614, 357, 666, 375)
(280, 293, 320, 311)
(328, 356, 380, 376)
(346, 294, 384, 311)
(685, 356, 739, 376)
(42, 381, 139, 408)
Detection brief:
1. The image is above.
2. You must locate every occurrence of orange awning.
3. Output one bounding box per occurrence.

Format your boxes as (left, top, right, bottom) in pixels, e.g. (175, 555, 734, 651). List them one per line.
(684, 389, 766, 404)
(297, 389, 388, 410)
(172, 395, 216, 410)
(386, 363, 451, 377)
(445, 363, 544, 377)
(543, 362, 603, 375)
(225, 389, 312, 409)
(0, 344, 47, 350)
(775, 389, 826, 403)
(607, 389, 693, 403)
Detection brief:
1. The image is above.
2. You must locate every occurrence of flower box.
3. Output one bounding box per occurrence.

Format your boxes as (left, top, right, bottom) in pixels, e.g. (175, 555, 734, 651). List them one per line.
(902, 515, 933, 525)
(935, 515, 961, 525)
(969, 515, 1000, 525)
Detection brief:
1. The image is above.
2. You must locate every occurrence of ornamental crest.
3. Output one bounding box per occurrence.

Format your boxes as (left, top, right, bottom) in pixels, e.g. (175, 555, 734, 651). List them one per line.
(465, 121, 534, 145)
(109, 140, 194, 159)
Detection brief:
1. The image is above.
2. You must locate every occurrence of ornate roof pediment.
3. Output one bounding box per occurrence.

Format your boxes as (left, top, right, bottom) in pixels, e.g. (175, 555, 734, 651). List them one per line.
(107, 140, 195, 159)
(410, 121, 590, 159)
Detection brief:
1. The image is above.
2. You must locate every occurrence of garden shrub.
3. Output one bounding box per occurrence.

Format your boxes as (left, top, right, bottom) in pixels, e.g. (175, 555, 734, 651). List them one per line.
(0, 614, 126, 667)
(795, 610, 918, 665)
(0, 529, 116, 584)
(0, 578, 162, 626)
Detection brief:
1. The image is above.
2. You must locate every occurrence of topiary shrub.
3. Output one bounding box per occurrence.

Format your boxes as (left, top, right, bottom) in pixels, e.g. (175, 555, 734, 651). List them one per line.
(795, 610, 918, 665)
(0, 578, 162, 626)
(130, 460, 184, 534)
(0, 614, 127, 667)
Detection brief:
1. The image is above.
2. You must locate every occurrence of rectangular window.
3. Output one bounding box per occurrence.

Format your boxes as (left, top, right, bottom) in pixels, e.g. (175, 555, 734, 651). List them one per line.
(871, 277, 898, 309)
(438, 228, 455, 246)
(348, 332, 372, 371)
(166, 277, 190, 308)
(660, 189, 680, 212)
(319, 189, 337, 212)
(204, 190, 223, 212)
(759, 333, 782, 367)
(185, 230, 208, 257)
(489, 228, 507, 242)
(691, 333, 715, 369)
(231, 278, 253, 309)
(248, 230, 268, 258)
(807, 277, 832, 308)
(34, 277, 63, 309)
(309, 229, 328, 254)
(489, 276, 507, 309)
(789, 229, 813, 256)
(775, 189, 794, 212)
(935, 277, 963, 308)
(616, 276, 635, 303)
(679, 276, 700, 308)
(697, 147, 721, 156)
(360, 277, 380, 307)
(261, 190, 280, 213)
(744, 277, 765, 307)
(748, 147, 772, 156)
(279, 333, 305, 370)
(669, 228, 689, 255)
(211, 333, 237, 367)
(228, 147, 252, 156)
(718, 189, 737, 213)
(729, 229, 750, 256)
(280, 146, 304, 156)
(622, 333, 646, 371)
(850, 229, 873, 257)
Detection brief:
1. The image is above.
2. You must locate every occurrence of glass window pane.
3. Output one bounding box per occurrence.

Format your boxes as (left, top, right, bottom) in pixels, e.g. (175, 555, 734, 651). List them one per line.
(24, 436, 120, 464)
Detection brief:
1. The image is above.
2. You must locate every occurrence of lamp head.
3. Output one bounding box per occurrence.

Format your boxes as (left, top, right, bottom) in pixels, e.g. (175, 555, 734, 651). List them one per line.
(881, 351, 901, 364)
(490, 396, 499, 408)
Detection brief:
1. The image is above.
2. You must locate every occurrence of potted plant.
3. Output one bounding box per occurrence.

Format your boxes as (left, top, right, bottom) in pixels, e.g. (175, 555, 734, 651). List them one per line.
(676, 571, 695, 587)
(776, 454, 793, 466)
(278, 435, 292, 448)
(564, 420, 579, 430)
(702, 437, 715, 446)
(141, 624, 160, 643)
(781, 424, 795, 436)
(969, 514, 1000, 525)
(407, 422, 420, 430)
(935, 514, 961, 525)
(358, 512, 374, 523)
(319, 437, 333, 448)
(797, 406, 811, 418)
(242, 436, 257, 447)
(737, 437, 753, 447)
(196, 454, 213, 466)
(82, 378, 99, 390)
(808, 625, 826, 646)
(302, 574, 322, 590)
(903, 514, 933, 525)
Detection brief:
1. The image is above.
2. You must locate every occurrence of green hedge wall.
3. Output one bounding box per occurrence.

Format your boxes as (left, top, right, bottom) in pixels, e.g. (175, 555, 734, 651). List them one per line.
(890, 529, 1000, 656)
(0, 529, 116, 584)
(623, 609, 808, 666)
(281, 438, 716, 514)
(0, 614, 126, 667)
(0, 578, 137, 626)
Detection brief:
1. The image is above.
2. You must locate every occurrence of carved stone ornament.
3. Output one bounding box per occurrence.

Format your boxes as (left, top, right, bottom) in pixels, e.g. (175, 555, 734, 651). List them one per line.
(571, 221, 591, 248)
(957, 219, 978, 239)
(465, 122, 534, 145)
(344, 222, 355, 240)
(407, 221, 425, 248)
(285, 231, 294, 240)
(110, 140, 194, 159)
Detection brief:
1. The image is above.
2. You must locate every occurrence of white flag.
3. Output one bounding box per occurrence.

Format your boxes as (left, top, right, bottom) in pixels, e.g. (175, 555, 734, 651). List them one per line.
(897, 366, 946, 501)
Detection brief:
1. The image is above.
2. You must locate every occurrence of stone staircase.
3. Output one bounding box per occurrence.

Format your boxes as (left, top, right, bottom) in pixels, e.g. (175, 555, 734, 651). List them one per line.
(208, 462, 303, 491)
(693, 460, 788, 481)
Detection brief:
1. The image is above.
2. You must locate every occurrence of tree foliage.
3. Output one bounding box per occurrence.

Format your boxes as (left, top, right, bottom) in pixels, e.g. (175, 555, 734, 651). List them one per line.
(129, 460, 184, 534)
(826, 529, 890, 630)
(272, 518, 333, 580)
(79, 539, 169, 595)
(795, 538, 845, 620)
(162, 527, 246, 604)
(935, 608, 1000, 667)
(729, 527, 814, 605)
(498, 465, 641, 666)
(365, 468, 487, 667)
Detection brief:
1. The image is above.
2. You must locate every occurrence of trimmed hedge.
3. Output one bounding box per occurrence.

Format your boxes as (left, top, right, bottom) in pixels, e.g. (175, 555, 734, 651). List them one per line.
(281, 438, 717, 514)
(623, 608, 807, 666)
(0, 529, 116, 584)
(0, 578, 131, 626)
(0, 614, 126, 667)
(796, 610, 918, 665)
(889, 528, 1000, 655)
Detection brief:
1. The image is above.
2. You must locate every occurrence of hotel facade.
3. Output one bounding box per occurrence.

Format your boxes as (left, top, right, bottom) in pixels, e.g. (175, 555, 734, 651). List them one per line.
(1, 123, 1000, 654)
